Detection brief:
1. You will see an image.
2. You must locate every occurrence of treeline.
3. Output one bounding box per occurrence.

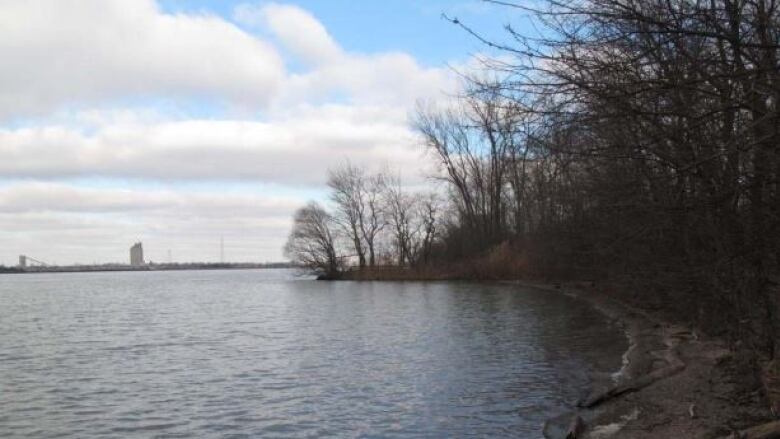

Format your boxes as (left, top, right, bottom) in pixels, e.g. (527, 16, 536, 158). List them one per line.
(0, 265, 24, 274)
(287, 0, 779, 355)
(284, 163, 440, 278)
(432, 0, 780, 353)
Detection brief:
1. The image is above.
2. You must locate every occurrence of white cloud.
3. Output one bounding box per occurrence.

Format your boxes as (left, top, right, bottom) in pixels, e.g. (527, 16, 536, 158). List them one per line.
(0, 104, 426, 184)
(0, 1, 459, 118)
(279, 52, 457, 109)
(0, 1, 457, 184)
(0, 182, 302, 265)
(235, 2, 459, 108)
(0, 182, 300, 216)
(0, 0, 285, 118)
(235, 3, 343, 66)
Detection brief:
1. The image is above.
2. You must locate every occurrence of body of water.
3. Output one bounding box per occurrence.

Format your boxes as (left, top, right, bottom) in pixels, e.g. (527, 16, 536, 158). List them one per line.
(0, 269, 626, 437)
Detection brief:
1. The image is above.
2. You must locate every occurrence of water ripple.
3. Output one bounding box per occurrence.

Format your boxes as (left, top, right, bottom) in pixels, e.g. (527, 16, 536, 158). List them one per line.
(0, 269, 626, 438)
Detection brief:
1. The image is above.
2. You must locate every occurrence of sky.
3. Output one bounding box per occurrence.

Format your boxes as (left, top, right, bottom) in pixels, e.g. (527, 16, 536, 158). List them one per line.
(0, 0, 524, 265)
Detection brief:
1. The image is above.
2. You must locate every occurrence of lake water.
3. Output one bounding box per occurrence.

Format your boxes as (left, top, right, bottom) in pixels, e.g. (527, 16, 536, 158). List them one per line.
(0, 269, 626, 438)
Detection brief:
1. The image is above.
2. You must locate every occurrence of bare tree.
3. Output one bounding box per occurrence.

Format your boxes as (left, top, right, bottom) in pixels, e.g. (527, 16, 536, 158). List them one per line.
(327, 163, 386, 268)
(284, 202, 341, 278)
(416, 191, 440, 265)
(414, 89, 523, 252)
(361, 171, 386, 267)
(328, 163, 367, 268)
(382, 172, 417, 266)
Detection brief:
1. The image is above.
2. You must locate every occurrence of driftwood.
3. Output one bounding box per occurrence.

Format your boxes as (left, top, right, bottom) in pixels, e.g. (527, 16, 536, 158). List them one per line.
(712, 421, 780, 439)
(579, 361, 685, 408)
(579, 329, 687, 408)
(565, 415, 584, 439)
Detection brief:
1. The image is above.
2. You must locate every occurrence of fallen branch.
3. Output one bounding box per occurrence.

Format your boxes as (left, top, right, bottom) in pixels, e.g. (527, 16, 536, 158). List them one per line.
(579, 328, 687, 408)
(578, 361, 685, 408)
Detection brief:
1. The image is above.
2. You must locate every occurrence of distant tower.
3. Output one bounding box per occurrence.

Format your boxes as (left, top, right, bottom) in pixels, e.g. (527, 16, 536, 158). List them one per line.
(220, 236, 224, 263)
(130, 242, 144, 266)
(18, 255, 26, 268)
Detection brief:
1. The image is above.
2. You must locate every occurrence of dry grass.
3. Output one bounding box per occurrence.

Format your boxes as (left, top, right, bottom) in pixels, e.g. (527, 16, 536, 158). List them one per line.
(341, 242, 536, 281)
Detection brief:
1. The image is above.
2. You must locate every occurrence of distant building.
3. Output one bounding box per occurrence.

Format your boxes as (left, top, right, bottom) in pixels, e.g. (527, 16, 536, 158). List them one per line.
(130, 242, 144, 266)
(18, 255, 26, 268)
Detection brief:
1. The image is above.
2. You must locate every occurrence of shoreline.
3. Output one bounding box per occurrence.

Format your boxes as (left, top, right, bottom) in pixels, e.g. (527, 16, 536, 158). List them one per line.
(517, 280, 776, 439)
(337, 274, 777, 437)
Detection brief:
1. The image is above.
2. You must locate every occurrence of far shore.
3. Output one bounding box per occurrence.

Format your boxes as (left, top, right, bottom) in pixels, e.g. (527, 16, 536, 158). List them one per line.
(0, 262, 294, 275)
